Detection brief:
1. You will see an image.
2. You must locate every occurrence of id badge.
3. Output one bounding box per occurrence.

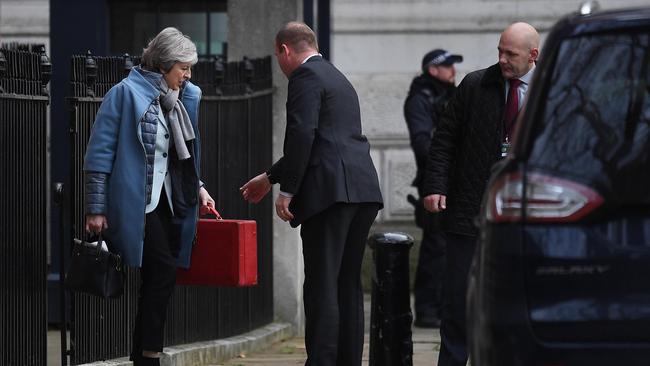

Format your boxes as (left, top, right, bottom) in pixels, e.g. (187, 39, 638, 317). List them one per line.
(501, 140, 511, 157)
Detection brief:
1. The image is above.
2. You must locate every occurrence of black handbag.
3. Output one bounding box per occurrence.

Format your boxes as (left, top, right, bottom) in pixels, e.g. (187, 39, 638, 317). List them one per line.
(64, 234, 125, 298)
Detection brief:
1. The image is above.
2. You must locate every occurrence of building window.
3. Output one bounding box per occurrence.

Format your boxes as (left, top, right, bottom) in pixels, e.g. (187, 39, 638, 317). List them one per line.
(109, 0, 228, 58)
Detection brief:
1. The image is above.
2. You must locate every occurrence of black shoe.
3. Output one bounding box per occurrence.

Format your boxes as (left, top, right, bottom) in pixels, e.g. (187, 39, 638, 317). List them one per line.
(414, 314, 441, 328)
(131, 355, 161, 366)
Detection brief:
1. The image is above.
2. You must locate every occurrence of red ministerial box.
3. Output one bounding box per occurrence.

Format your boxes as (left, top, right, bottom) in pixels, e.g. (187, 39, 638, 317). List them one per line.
(177, 218, 258, 287)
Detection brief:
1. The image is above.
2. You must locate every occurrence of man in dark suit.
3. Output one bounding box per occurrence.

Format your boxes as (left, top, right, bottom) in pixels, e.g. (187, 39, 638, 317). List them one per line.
(422, 22, 539, 366)
(240, 21, 383, 365)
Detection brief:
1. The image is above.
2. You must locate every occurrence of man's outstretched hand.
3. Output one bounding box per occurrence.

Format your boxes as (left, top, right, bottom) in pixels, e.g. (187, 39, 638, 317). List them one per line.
(240, 172, 272, 204)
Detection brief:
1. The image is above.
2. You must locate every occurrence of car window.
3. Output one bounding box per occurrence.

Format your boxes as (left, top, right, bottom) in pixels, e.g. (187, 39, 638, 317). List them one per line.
(528, 31, 650, 203)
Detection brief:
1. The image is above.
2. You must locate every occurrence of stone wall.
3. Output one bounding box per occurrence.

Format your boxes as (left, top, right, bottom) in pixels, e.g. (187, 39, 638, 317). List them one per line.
(0, 0, 49, 48)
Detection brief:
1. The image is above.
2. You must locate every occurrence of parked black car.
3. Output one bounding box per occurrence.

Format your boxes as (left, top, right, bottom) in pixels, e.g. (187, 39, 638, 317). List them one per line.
(467, 5, 650, 366)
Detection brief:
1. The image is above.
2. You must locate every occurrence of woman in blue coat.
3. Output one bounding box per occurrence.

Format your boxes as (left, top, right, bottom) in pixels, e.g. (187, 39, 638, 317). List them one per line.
(84, 27, 216, 366)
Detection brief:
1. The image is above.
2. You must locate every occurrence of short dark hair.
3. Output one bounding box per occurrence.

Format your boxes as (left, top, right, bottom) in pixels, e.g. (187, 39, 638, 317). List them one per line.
(275, 22, 319, 53)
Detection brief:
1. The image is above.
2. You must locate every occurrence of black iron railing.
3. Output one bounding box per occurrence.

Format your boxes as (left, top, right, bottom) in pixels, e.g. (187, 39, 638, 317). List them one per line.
(0, 43, 51, 366)
(66, 52, 274, 364)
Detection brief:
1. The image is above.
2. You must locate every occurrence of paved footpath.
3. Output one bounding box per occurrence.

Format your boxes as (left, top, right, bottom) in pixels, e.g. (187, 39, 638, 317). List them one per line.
(211, 327, 439, 366)
(208, 297, 441, 366)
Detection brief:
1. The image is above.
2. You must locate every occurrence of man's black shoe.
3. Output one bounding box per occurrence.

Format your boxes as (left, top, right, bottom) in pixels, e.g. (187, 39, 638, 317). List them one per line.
(414, 314, 441, 328)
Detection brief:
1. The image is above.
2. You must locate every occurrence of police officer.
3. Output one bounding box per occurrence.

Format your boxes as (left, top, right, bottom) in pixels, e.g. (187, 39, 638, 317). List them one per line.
(404, 49, 462, 328)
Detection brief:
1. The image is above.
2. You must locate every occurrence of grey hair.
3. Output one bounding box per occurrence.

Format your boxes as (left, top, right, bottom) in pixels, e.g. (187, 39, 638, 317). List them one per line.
(141, 27, 198, 72)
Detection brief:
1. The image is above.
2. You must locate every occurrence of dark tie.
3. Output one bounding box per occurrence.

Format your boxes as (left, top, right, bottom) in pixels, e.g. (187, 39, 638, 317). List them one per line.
(504, 78, 522, 139)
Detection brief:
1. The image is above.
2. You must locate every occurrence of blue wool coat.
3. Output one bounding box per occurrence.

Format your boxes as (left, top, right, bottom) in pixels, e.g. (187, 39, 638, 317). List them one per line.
(83, 69, 202, 268)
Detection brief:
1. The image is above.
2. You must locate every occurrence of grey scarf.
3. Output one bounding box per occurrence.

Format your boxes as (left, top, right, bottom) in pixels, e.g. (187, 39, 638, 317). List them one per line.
(159, 79, 195, 160)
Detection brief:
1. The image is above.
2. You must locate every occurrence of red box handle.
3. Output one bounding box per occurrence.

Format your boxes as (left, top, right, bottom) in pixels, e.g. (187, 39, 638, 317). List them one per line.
(201, 206, 223, 220)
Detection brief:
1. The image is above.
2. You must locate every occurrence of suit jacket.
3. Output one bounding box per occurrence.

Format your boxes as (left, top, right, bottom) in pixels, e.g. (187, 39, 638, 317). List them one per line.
(267, 56, 383, 227)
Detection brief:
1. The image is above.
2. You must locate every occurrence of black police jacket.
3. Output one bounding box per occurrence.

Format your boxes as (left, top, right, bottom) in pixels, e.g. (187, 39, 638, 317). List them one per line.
(403, 74, 455, 189)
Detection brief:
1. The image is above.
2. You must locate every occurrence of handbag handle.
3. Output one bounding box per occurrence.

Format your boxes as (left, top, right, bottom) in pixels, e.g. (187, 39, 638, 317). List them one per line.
(202, 206, 223, 220)
(89, 232, 122, 268)
(73, 233, 108, 259)
(93, 232, 105, 258)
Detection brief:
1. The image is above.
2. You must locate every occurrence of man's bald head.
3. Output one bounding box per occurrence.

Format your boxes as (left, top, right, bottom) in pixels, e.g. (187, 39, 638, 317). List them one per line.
(502, 22, 540, 51)
(498, 22, 540, 79)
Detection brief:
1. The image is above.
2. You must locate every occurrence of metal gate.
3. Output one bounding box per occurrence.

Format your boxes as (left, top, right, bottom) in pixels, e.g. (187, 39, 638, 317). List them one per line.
(66, 52, 274, 364)
(0, 44, 51, 366)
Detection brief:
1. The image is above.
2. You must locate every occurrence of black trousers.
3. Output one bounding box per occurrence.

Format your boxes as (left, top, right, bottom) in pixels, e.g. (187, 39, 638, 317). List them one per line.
(130, 195, 180, 362)
(437, 232, 477, 366)
(414, 217, 446, 319)
(300, 202, 380, 366)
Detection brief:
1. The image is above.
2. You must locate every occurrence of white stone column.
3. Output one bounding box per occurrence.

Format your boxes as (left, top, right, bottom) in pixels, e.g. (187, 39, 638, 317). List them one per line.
(227, 0, 306, 333)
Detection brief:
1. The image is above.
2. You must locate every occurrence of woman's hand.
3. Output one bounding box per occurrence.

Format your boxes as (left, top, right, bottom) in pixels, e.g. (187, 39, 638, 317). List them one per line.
(86, 214, 108, 234)
(199, 186, 221, 218)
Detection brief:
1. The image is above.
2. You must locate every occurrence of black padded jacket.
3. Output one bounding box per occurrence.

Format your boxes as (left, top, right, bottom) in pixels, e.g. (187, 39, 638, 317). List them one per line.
(421, 63, 506, 236)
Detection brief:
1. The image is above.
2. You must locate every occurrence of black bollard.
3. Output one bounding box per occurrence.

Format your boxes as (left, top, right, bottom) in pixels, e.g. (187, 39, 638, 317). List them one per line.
(369, 232, 414, 366)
